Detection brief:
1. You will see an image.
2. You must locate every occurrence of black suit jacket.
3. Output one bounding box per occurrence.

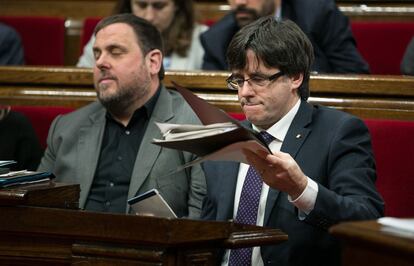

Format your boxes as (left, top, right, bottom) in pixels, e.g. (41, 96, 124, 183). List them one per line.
(0, 23, 24, 65)
(201, 101, 384, 266)
(200, 0, 369, 74)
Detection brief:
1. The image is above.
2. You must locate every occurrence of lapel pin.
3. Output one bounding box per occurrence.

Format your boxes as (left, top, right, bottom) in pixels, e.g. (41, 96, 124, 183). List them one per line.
(296, 134, 302, 139)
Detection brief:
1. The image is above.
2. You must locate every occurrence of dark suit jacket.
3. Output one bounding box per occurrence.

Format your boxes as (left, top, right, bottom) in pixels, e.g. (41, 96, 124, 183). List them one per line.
(38, 86, 206, 218)
(200, 0, 369, 74)
(0, 111, 42, 170)
(0, 23, 24, 65)
(201, 101, 384, 266)
(401, 37, 414, 75)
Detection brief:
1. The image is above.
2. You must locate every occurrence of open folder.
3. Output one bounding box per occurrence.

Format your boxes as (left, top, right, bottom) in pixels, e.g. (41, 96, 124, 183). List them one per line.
(151, 83, 272, 167)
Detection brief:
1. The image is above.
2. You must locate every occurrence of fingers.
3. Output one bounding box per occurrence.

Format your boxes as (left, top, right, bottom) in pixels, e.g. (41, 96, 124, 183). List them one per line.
(243, 149, 307, 196)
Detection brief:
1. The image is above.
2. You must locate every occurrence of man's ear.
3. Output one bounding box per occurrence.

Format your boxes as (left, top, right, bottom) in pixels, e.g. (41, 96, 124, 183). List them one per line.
(146, 49, 162, 75)
(290, 72, 304, 91)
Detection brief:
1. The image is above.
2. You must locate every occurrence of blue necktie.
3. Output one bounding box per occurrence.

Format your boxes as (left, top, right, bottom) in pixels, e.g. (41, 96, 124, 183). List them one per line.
(228, 131, 275, 266)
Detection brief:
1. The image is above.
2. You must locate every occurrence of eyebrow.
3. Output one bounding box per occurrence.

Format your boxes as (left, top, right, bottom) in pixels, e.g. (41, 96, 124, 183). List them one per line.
(93, 43, 127, 52)
(231, 71, 264, 77)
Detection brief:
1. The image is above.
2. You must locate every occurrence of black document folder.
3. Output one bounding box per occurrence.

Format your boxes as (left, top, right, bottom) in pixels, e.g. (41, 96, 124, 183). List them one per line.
(152, 83, 271, 165)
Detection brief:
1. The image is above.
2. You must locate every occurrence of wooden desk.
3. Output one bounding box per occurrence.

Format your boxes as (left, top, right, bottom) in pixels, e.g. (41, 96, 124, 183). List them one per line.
(330, 220, 414, 266)
(0, 206, 287, 265)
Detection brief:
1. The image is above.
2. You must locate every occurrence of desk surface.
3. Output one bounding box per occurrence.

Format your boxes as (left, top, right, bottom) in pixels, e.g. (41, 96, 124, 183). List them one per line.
(330, 220, 414, 266)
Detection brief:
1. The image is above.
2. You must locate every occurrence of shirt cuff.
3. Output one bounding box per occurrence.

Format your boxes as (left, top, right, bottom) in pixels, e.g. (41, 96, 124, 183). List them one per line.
(288, 177, 318, 215)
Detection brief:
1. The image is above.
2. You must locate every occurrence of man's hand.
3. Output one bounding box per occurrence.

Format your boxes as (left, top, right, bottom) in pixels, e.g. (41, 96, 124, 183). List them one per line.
(243, 148, 308, 199)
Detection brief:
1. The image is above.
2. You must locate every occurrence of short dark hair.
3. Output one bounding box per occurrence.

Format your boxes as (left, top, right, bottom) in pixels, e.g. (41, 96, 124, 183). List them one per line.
(94, 13, 165, 80)
(114, 0, 195, 57)
(226, 16, 314, 100)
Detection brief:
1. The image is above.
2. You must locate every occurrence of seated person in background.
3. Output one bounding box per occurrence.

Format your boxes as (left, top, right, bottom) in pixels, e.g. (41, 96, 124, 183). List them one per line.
(201, 0, 369, 74)
(201, 17, 383, 266)
(0, 106, 42, 170)
(78, 0, 207, 70)
(39, 14, 206, 217)
(401, 36, 414, 75)
(0, 23, 24, 65)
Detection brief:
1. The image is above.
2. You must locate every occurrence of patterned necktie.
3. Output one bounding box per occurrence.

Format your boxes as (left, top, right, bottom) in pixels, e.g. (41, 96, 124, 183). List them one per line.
(228, 131, 275, 266)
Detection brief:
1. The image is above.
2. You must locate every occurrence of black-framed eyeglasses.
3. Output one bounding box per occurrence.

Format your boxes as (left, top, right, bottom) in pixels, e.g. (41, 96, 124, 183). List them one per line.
(226, 71, 285, 90)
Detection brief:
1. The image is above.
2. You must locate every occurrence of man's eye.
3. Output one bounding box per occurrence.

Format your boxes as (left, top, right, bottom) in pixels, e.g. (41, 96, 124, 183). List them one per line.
(250, 76, 266, 84)
(111, 48, 123, 55)
(232, 79, 244, 85)
(93, 51, 101, 60)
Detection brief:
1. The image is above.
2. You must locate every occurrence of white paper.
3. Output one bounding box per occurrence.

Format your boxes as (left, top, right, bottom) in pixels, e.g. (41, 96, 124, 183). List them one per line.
(0, 160, 16, 167)
(154, 122, 238, 141)
(128, 189, 177, 218)
(378, 217, 414, 234)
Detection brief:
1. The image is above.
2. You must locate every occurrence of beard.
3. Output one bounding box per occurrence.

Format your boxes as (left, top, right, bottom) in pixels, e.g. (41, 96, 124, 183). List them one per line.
(96, 68, 151, 115)
(234, 1, 276, 28)
(234, 6, 260, 28)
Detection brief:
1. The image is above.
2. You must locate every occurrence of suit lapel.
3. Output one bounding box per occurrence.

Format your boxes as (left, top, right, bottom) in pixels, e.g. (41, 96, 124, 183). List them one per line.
(127, 87, 174, 206)
(264, 101, 313, 225)
(216, 161, 240, 221)
(77, 106, 106, 208)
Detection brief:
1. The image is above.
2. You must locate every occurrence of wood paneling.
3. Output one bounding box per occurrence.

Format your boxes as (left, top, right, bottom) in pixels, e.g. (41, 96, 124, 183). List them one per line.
(1, 66, 414, 120)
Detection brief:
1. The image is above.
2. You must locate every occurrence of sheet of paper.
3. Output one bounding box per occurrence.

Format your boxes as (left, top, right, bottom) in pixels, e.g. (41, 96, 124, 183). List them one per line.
(0, 160, 16, 167)
(378, 217, 414, 234)
(128, 189, 177, 218)
(155, 122, 238, 141)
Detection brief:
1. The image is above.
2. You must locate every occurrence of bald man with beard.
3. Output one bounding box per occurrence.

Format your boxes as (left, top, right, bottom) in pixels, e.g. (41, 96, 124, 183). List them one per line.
(200, 0, 369, 74)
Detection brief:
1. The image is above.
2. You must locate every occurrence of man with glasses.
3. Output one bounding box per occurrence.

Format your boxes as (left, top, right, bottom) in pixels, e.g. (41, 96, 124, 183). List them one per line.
(201, 17, 384, 266)
(201, 0, 369, 74)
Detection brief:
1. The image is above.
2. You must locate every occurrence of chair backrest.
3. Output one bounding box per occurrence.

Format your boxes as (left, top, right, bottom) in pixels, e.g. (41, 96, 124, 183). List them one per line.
(365, 119, 414, 218)
(0, 16, 66, 66)
(351, 21, 414, 75)
(11, 106, 75, 149)
(80, 17, 102, 50)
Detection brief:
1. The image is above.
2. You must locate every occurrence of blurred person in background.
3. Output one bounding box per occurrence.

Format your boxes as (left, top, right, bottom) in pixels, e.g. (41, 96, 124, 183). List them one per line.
(0, 106, 42, 170)
(0, 23, 24, 65)
(401, 36, 414, 75)
(201, 0, 369, 74)
(77, 0, 207, 70)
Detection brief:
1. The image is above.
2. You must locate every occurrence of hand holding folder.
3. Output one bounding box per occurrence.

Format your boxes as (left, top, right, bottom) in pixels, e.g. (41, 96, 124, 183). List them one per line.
(151, 83, 272, 167)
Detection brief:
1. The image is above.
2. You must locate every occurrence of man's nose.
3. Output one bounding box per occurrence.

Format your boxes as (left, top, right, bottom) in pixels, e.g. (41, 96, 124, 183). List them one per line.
(238, 80, 255, 96)
(95, 53, 110, 69)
